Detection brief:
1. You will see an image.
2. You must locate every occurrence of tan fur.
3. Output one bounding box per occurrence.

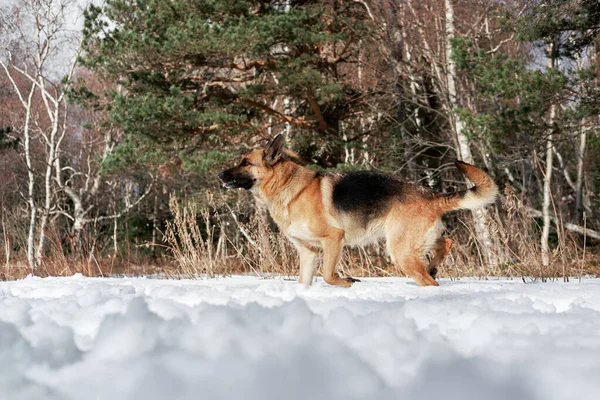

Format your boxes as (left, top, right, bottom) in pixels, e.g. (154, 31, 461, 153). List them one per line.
(220, 139, 497, 288)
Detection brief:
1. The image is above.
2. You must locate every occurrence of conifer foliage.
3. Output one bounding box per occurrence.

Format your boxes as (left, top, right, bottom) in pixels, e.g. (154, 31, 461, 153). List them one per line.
(81, 0, 371, 159)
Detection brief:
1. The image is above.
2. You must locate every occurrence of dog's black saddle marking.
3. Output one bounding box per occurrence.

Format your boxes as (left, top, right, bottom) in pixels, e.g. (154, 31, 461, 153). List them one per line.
(332, 171, 406, 222)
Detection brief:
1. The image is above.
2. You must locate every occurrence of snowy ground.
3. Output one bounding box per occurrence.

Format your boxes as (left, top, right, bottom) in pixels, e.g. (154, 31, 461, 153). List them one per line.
(1, 275, 600, 400)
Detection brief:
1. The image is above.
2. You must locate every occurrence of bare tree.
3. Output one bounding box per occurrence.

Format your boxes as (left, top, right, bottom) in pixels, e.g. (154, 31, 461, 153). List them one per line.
(573, 41, 593, 223)
(444, 0, 500, 267)
(0, 0, 83, 269)
(1, 0, 153, 268)
(541, 41, 557, 268)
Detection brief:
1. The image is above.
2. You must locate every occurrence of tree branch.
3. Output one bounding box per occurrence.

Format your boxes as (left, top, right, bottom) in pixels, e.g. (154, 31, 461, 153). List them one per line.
(83, 180, 154, 224)
(526, 207, 600, 240)
(241, 99, 313, 128)
(307, 95, 328, 132)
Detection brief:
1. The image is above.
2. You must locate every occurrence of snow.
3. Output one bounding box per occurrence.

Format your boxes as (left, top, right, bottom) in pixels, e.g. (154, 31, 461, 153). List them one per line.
(1, 275, 600, 400)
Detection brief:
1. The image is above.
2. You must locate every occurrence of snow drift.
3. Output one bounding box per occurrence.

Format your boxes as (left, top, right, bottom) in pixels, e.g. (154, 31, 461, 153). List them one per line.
(1, 275, 599, 400)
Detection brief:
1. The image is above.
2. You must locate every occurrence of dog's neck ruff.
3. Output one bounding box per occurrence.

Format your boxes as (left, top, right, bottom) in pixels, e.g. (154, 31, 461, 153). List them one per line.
(256, 161, 317, 227)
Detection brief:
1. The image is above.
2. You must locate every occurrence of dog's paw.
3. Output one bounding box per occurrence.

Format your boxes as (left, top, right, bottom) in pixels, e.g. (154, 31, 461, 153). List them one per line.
(344, 277, 361, 283)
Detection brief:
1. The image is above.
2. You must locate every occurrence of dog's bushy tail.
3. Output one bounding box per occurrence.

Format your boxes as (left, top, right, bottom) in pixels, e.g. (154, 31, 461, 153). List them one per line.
(437, 160, 498, 213)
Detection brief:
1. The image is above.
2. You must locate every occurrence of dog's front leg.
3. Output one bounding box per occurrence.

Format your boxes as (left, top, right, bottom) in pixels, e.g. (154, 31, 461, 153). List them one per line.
(295, 244, 318, 287)
(320, 231, 354, 288)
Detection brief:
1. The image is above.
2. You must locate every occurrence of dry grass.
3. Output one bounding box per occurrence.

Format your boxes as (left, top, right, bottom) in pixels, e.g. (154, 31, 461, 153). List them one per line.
(156, 189, 598, 281)
(444, 184, 599, 280)
(1, 222, 167, 280)
(161, 193, 300, 279)
(163, 195, 219, 278)
(0, 254, 164, 281)
(1, 188, 598, 281)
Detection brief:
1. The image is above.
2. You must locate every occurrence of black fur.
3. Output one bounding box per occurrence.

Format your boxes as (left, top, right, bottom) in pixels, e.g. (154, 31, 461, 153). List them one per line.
(332, 171, 407, 224)
(429, 267, 438, 279)
(218, 168, 255, 190)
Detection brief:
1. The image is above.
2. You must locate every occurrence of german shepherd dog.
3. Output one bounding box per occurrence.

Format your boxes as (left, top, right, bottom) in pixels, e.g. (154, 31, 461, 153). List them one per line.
(219, 135, 498, 287)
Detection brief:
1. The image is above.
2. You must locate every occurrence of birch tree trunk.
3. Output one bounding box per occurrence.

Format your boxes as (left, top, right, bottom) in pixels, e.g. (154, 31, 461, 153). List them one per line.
(1, 203, 10, 268)
(398, 17, 418, 180)
(35, 81, 60, 264)
(574, 40, 588, 222)
(541, 106, 555, 267)
(33, 31, 79, 264)
(444, 0, 498, 268)
(541, 45, 556, 268)
(24, 88, 37, 271)
(0, 57, 39, 271)
(445, 0, 469, 160)
(574, 124, 587, 222)
(1, 0, 83, 269)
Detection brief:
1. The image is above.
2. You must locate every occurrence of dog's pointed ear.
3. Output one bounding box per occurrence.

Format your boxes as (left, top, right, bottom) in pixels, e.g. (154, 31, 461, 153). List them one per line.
(264, 134, 285, 166)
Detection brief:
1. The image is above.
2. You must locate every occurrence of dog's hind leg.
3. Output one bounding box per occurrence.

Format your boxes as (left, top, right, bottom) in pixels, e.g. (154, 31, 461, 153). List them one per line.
(320, 231, 354, 287)
(387, 232, 439, 287)
(399, 253, 439, 287)
(428, 238, 452, 279)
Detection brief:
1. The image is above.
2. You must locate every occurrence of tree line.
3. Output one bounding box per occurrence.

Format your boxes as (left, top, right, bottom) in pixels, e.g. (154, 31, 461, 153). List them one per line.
(1, 0, 598, 278)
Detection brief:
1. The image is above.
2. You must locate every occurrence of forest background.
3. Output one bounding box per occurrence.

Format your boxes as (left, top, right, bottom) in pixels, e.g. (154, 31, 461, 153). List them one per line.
(1, 0, 599, 280)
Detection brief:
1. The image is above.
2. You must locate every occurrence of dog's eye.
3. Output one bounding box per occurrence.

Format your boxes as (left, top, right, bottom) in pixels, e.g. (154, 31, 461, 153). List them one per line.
(240, 159, 252, 167)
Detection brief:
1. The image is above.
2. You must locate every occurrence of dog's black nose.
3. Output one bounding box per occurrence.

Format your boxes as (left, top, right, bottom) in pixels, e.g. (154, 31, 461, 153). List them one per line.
(218, 171, 226, 181)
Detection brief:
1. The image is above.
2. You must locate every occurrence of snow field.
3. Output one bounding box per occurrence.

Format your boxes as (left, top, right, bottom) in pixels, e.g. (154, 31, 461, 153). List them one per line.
(1, 275, 600, 400)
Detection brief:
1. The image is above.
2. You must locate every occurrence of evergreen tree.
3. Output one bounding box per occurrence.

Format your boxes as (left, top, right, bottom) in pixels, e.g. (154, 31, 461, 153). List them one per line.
(453, 0, 600, 220)
(0, 126, 18, 151)
(80, 0, 372, 169)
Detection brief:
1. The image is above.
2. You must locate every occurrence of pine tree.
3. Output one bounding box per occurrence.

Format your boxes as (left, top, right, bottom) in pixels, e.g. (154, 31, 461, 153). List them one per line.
(0, 127, 18, 151)
(80, 0, 372, 168)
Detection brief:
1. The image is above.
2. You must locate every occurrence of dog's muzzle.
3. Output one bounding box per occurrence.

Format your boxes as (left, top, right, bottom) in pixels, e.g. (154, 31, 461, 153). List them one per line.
(218, 169, 255, 190)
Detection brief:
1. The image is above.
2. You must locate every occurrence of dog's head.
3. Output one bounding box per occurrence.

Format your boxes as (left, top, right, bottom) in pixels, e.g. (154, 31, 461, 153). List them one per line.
(218, 134, 285, 191)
